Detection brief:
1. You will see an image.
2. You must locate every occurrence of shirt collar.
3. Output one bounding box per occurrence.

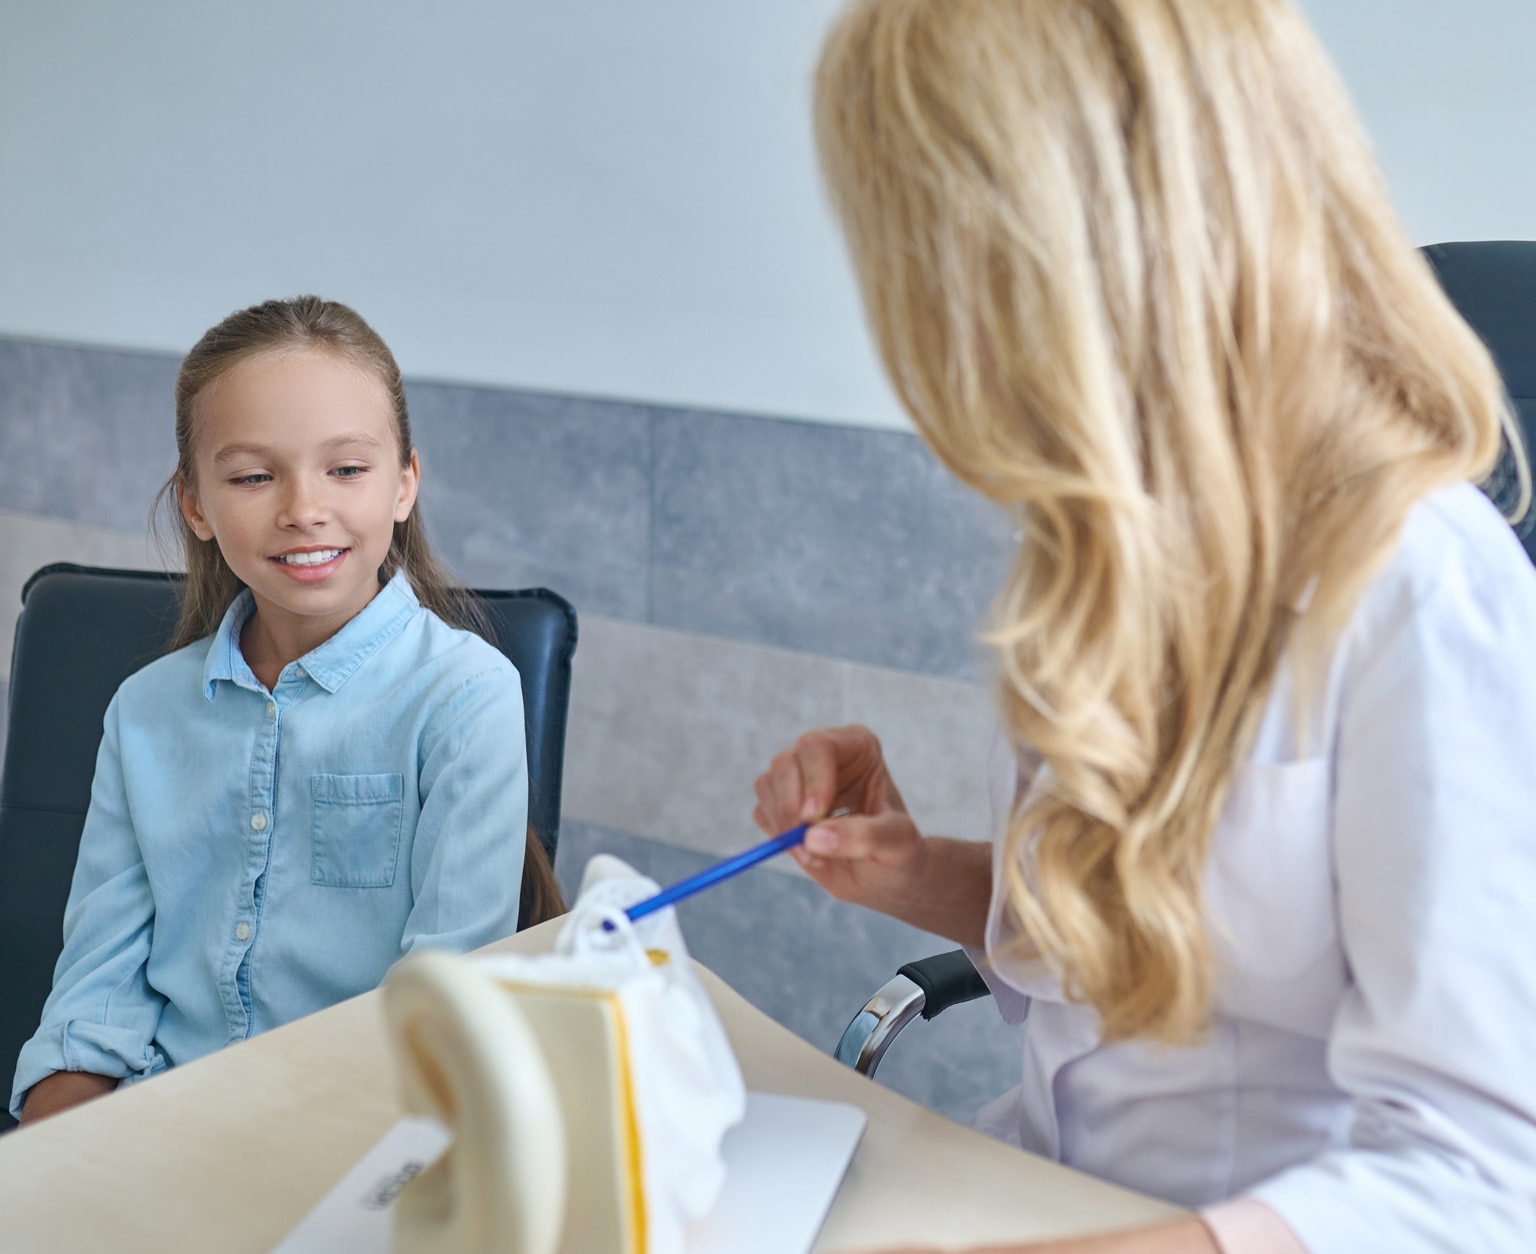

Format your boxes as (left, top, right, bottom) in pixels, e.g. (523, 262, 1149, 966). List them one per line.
(201, 570, 421, 700)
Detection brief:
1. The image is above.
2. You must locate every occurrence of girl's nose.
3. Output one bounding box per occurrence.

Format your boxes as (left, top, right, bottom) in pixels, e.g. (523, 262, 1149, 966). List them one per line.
(277, 479, 330, 528)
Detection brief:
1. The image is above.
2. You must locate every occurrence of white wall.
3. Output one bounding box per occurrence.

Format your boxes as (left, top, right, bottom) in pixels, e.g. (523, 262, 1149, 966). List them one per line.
(0, 1, 894, 425)
(2, 1, 1535, 429)
(1298, 0, 1536, 246)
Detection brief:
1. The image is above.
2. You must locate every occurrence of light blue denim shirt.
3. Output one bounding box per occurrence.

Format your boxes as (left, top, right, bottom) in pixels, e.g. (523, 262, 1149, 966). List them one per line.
(10, 572, 527, 1118)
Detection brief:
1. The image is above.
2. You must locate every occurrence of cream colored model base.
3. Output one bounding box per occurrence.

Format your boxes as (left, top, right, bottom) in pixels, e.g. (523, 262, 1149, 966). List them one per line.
(384, 951, 644, 1254)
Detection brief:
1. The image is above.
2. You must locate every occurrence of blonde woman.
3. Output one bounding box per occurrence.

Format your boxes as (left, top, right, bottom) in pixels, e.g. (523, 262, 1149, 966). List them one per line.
(752, 1, 1536, 1251)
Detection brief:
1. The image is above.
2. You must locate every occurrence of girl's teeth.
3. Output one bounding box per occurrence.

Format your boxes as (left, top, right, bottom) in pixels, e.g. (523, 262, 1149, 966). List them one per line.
(279, 550, 342, 566)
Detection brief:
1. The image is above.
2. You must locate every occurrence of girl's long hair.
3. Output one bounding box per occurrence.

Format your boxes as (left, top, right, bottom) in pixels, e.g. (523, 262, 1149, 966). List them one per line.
(815, 0, 1527, 1043)
(155, 296, 563, 924)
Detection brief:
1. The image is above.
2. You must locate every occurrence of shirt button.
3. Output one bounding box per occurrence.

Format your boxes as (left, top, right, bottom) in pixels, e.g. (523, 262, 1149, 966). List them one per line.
(250, 813, 268, 832)
(265, 702, 276, 719)
(294, 665, 306, 678)
(235, 923, 252, 942)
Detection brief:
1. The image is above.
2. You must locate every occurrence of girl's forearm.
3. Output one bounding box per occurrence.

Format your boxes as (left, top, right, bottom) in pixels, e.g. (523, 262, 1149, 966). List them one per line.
(19, 1069, 118, 1124)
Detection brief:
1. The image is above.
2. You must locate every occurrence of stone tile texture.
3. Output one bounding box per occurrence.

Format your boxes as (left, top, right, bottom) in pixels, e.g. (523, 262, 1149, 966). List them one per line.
(0, 339, 179, 534)
(844, 659, 999, 842)
(564, 613, 847, 856)
(650, 409, 1013, 682)
(564, 612, 997, 862)
(1, 334, 1014, 682)
(406, 381, 653, 621)
(0, 508, 169, 673)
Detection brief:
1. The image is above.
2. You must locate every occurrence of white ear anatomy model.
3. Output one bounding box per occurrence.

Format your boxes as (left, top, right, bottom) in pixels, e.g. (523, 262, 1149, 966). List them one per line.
(383, 951, 567, 1254)
(382, 856, 746, 1254)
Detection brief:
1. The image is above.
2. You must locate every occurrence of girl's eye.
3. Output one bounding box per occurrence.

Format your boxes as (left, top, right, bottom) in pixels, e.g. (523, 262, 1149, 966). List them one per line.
(331, 465, 367, 479)
(230, 473, 271, 486)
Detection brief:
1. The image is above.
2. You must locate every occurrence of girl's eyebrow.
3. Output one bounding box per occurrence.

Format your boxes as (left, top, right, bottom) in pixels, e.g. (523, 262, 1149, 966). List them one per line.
(210, 442, 271, 465)
(323, 432, 384, 451)
(210, 433, 383, 465)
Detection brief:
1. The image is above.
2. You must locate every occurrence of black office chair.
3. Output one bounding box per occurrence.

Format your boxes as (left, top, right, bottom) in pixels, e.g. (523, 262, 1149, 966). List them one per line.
(835, 239, 1536, 1078)
(0, 563, 577, 1130)
(1422, 241, 1536, 562)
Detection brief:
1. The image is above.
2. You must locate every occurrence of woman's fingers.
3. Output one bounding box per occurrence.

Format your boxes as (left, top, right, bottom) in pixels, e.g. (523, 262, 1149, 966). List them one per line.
(753, 747, 811, 833)
(753, 724, 890, 833)
(803, 811, 919, 867)
(791, 729, 853, 821)
(804, 813, 860, 854)
(754, 727, 858, 831)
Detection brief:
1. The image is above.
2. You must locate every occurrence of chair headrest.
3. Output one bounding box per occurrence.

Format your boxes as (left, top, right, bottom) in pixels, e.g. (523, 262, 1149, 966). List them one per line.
(1421, 241, 1536, 401)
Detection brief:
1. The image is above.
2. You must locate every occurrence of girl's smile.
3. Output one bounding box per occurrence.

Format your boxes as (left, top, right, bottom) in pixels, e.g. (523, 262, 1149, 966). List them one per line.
(271, 545, 351, 581)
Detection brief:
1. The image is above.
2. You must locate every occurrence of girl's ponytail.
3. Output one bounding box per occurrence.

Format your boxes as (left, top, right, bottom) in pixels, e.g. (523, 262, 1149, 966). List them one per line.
(520, 831, 566, 928)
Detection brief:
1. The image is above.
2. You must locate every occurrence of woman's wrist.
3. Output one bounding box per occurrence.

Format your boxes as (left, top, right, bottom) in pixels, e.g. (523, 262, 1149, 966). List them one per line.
(878, 834, 992, 948)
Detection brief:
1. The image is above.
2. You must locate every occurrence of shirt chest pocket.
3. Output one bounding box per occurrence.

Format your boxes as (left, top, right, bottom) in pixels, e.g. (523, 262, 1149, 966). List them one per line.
(311, 772, 406, 888)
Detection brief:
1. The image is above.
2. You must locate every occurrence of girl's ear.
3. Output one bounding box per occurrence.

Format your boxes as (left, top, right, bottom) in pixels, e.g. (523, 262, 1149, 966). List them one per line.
(394, 449, 421, 523)
(178, 477, 216, 542)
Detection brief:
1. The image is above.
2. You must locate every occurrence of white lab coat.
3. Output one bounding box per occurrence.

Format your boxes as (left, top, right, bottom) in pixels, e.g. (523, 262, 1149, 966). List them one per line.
(973, 483, 1536, 1253)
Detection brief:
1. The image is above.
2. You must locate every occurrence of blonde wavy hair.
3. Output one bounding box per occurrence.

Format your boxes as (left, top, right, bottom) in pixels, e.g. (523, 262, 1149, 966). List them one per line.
(815, 0, 1529, 1043)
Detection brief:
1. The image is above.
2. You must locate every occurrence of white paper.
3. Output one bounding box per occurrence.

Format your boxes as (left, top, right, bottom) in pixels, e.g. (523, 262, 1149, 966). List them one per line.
(272, 1117, 452, 1254)
(273, 1092, 865, 1254)
(685, 1092, 868, 1254)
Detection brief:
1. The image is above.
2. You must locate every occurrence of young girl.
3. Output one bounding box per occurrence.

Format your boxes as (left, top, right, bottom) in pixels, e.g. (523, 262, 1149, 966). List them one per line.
(11, 296, 562, 1125)
(755, 1, 1536, 1251)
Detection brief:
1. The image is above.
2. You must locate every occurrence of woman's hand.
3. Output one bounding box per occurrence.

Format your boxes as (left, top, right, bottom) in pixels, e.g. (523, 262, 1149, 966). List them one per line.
(18, 1070, 118, 1124)
(754, 724, 923, 909)
(753, 724, 991, 946)
(834, 1215, 1220, 1253)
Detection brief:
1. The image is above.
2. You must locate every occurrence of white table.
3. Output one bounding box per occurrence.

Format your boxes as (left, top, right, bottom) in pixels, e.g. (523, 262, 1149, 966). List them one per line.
(0, 919, 1177, 1251)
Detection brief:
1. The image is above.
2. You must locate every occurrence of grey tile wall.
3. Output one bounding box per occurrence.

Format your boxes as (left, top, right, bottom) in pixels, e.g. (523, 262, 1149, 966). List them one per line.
(562, 612, 996, 861)
(651, 409, 1013, 681)
(406, 381, 653, 621)
(0, 508, 164, 673)
(553, 820, 1023, 1128)
(0, 339, 179, 535)
(1, 335, 1012, 681)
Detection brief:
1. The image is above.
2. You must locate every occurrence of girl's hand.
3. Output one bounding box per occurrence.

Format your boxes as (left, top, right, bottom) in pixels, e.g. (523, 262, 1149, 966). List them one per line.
(753, 724, 926, 916)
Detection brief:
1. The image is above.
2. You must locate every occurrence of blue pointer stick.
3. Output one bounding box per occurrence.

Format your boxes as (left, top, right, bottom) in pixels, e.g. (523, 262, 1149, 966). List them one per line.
(601, 822, 813, 931)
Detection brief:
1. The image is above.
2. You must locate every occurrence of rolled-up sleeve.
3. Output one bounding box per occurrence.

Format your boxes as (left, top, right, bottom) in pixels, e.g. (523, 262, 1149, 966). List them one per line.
(400, 664, 528, 956)
(10, 697, 168, 1119)
(1251, 566, 1536, 1250)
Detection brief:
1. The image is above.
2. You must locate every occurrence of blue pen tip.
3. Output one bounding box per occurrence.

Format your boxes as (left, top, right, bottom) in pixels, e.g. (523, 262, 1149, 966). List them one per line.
(580, 821, 819, 936)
